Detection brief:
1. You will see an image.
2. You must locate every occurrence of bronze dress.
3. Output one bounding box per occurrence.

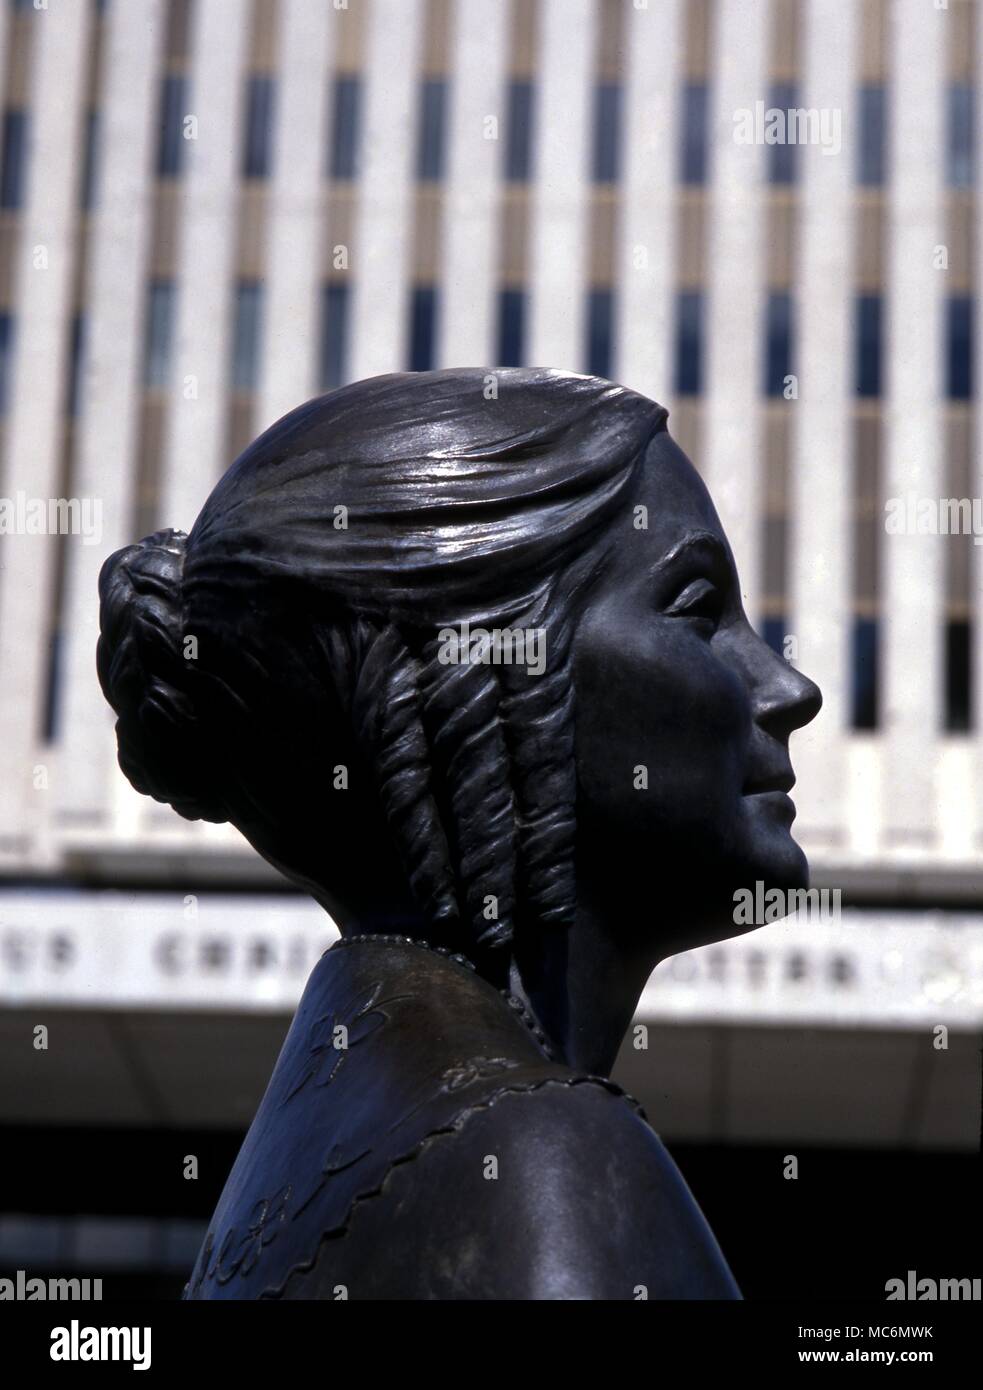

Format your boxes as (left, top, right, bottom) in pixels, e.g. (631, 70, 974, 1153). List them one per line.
(184, 936, 740, 1300)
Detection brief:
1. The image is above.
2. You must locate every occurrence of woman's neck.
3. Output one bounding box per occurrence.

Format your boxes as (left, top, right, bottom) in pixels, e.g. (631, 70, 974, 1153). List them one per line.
(509, 906, 657, 1076)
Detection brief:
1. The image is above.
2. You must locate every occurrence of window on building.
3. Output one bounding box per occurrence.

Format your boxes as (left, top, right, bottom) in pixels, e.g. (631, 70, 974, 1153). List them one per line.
(763, 502, 787, 633)
(945, 618, 972, 733)
(143, 280, 175, 388)
(498, 288, 525, 366)
(80, 108, 100, 209)
(947, 83, 974, 189)
(231, 281, 263, 390)
(762, 616, 787, 658)
(680, 82, 708, 185)
(0, 109, 29, 208)
(408, 285, 436, 371)
(416, 79, 446, 181)
(858, 84, 886, 186)
(587, 288, 613, 378)
(850, 616, 879, 730)
(765, 291, 793, 397)
(42, 625, 64, 745)
(855, 294, 882, 398)
(329, 75, 361, 179)
(67, 312, 86, 417)
(592, 83, 621, 183)
(242, 74, 275, 179)
(504, 80, 534, 182)
(164, 0, 192, 63)
(0, 312, 14, 414)
(157, 74, 186, 178)
(675, 290, 703, 396)
(768, 82, 798, 185)
(320, 283, 349, 389)
(947, 295, 972, 400)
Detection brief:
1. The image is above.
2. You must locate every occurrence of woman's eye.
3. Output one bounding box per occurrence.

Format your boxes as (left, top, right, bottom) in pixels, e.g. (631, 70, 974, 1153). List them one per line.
(663, 577, 723, 626)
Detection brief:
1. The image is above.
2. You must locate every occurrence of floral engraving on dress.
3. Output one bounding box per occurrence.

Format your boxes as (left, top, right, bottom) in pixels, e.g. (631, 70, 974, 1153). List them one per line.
(440, 1056, 520, 1091)
(390, 1056, 522, 1133)
(279, 980, 411, 1105)
(211, 1184, 293, 1285)
(187, 1230, 214, 1297)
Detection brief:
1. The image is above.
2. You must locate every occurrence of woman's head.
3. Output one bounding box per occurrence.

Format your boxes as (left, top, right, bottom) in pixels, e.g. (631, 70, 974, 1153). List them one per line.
(97, 367, 819, 974)
(571, 427, 821, 960)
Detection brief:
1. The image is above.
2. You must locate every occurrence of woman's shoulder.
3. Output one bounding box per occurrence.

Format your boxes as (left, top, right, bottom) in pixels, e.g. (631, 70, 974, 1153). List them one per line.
(302, 1074, 741, 1300)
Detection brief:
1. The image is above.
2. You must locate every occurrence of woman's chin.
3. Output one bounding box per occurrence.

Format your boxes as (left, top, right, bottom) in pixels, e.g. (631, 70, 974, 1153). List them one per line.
(737, 795, 810, 889)
(672, 837, 811, 953)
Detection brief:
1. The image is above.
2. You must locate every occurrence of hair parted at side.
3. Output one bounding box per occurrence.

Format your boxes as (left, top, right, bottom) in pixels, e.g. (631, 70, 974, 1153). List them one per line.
(97, 367, 668, 965)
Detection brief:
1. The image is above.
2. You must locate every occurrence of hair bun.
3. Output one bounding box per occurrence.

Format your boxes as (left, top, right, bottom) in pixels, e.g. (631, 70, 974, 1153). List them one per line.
(97, 529, 226, 823)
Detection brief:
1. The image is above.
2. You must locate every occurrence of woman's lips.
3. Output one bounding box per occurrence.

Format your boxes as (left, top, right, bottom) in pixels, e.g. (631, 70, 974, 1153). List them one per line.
(743, 769, 796, 796)
(743, 766, 797, 824)
(745, 787, 797, 823)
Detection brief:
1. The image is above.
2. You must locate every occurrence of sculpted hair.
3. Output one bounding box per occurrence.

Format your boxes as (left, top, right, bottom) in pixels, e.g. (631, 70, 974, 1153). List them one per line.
(98, 368, 667, 963)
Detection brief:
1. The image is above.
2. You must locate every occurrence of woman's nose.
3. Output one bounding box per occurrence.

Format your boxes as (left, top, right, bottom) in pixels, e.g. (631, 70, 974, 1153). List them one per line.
(750, 631, 823, 741)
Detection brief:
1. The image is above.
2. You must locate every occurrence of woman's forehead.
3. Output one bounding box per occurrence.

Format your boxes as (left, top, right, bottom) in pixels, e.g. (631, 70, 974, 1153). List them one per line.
(635, 432, 725, 538)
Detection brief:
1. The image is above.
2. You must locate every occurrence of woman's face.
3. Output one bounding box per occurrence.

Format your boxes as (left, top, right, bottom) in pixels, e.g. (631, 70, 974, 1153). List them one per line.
(572, 430, 822, 958)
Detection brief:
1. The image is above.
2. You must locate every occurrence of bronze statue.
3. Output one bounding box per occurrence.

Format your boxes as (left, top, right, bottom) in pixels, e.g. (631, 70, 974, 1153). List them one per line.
(96, 368, 821, 1299)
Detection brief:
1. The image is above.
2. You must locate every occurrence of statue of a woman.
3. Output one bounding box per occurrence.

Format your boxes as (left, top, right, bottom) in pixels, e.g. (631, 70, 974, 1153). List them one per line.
(96, 368, 821, 1299)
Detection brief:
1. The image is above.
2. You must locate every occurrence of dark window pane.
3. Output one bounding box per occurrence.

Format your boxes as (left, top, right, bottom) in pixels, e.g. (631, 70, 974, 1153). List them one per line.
(0, 109, 29, 208)
(320, 283, 349, 388)
(242, 74, 275, 179)
(67, 312, 86, 416)
(675, 290, 703, 396)
(0, 312, 15, 414)
(765, 291, 793, 397)
(587, 288, 614, 378)
(498, 288, 524, 366)
(592, 83, 621, 183)
(80, 108, 100, 209)
(680, 82, 708, 185)
(858, 84, 886, 186)
(851, 616, 879, 730)
(947, 83, 973, 189)
(505, 80, 533, 182)
(144, 280, 175, 387)
(856, 294, 882, 398)
(763, 514, 786, 603)
(157, 74, 186, 178)
(408, 285, 436, 370)
(42, 625, 63, 745)
(231, 281, 263, 390)
(330, 76, 361, 179)
(417, 78, 446, 180)
(769, 82, 797, 185)
(763, 616, 787, 658)
(945, 618, 972, 733)
(947, 295, 972, 400)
